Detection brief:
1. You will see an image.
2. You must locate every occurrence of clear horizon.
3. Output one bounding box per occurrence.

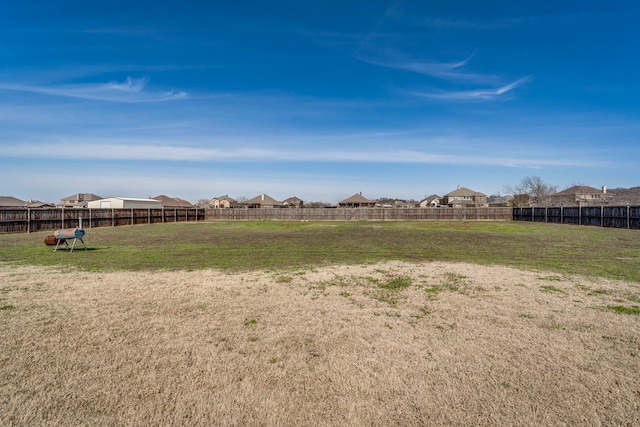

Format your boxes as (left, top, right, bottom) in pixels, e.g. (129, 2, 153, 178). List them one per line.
(2, 1, 639, 204)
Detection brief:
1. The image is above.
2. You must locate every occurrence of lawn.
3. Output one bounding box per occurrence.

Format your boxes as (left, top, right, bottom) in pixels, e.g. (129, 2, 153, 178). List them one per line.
(1, 220, 639, 281)
(1, 220, 639, 426)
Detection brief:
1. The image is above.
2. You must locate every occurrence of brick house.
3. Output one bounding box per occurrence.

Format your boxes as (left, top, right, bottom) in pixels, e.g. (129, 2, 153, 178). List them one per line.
(442, 186, 487, 207)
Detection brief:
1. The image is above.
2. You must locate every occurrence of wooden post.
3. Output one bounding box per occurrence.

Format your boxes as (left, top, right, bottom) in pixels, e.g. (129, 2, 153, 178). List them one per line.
(627, 205, 630, 230)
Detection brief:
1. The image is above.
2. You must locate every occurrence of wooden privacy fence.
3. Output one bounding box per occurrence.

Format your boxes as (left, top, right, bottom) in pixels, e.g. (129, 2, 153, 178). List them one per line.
(513, 206, 640, 229)
(206, 207, 513, 222)
(0, 208, 205, 234)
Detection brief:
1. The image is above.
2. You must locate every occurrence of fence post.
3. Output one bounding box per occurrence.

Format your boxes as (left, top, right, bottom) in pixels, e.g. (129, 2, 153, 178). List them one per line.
(628, 205, 630, 230)
(579, 206, 582, 225)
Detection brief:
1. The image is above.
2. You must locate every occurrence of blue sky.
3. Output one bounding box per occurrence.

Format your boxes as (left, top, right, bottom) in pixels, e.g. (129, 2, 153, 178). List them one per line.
(1, 1, 639, 204)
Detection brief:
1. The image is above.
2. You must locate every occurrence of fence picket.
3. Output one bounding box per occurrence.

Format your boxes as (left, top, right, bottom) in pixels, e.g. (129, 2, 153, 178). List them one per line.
(512, 205, 639, 229)
(0, 208, 205, 234)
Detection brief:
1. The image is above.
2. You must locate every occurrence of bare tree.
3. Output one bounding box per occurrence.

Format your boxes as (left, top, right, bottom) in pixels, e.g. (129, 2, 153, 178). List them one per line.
(504, 176, 558, 206)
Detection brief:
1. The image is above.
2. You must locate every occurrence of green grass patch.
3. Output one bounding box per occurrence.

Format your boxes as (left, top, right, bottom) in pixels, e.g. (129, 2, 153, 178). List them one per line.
(538, 275, 563, 282)
(541, 285, 566, 294)
(606, 305, 640, 316)
(378, 276, 412, 290)
(1, 221, 639, 282)
(441, 272, 468, 292)
(244, 319, 258, 327)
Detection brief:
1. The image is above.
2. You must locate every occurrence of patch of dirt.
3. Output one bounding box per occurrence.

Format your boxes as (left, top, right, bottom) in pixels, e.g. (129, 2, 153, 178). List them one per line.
(1, 261, 639, 426)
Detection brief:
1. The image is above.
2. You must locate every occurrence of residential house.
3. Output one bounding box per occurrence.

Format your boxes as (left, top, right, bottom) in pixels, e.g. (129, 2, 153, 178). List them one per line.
(379, 199, 416, 208)
(606, 187, 640, 206)
(210, 195, 237, 209)
(442, 186, 487, 207)
(338, 192, 376, 208)
(152, 195, 193, 208)
(25, 199, 55, 208)
(241, 194, 283, 208)
(419, 195, 441, 208)
(59, 193, 102, 208)
(486, 195, 512, 207)
(283, 196, 304, 208)
(548, 185, 612, 206)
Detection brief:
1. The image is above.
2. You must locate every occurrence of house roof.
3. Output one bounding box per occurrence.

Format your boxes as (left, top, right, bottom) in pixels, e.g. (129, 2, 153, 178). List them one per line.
(339, 192, 375, 205)
(283, 196, 303, 205)
(25, 199, 54, 208)
(60, 193, 102, 202)
(212, 194, 237, 203)
(444, 186, 486, 197)
(152, 195, 192, 207)
(553, 185, 603, 196)
(421, 194, 440, 203)
(0, 196, 27, 207)
(487, 196, 511, 205)
(174, 198, 193, 207)
(243, 193, 282, 206)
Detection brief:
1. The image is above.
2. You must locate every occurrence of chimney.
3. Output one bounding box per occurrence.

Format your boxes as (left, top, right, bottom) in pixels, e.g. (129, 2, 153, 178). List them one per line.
(602, 185, 607, 194)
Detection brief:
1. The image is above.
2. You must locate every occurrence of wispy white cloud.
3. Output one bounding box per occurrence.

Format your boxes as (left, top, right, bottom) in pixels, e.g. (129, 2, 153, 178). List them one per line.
(409, 76, 532, 101)
(3, 138, 597, 169)
(0, 77, 187, 103)
(360, 52, 496, 84)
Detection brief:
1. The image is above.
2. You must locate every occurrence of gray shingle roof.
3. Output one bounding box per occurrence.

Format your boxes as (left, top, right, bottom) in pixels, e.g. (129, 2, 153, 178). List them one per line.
(553, 185, 602, 196)
(243, 193, 282, 206)
(0, 196, 27, 207)
(444, 186, 486, 197)
(339, 192, 375, 205)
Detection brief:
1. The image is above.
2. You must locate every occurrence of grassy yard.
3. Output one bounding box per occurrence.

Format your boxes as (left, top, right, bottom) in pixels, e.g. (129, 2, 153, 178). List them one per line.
(1, 220, 639, 281)
(2, 221, 639, 426)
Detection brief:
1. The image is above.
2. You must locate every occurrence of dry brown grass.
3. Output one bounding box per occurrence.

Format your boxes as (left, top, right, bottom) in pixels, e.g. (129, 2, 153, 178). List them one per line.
(1, 261, 639, 426)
